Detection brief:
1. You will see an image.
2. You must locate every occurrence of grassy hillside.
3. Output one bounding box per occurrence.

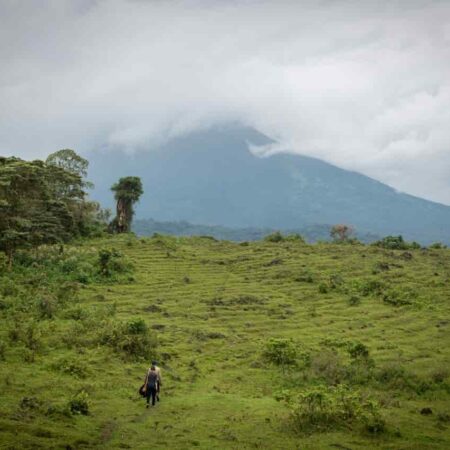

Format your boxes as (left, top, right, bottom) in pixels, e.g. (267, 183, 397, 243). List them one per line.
(0, 234, 449, 449)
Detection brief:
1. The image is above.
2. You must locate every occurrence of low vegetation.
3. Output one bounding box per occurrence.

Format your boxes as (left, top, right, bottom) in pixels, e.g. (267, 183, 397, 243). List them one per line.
(0, 232, 449, 449)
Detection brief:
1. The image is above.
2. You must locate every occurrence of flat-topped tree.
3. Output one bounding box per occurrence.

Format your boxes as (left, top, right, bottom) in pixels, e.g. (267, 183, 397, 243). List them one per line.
(111, 177, 143, 233)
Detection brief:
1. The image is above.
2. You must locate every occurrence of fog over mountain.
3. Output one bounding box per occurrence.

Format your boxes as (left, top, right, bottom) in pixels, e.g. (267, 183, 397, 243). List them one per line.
(86, 126, 450, 244)
(1, 0, 450, 205)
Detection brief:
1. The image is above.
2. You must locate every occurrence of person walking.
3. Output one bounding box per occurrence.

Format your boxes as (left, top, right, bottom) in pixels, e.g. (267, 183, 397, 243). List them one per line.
(152, 360, 162, 401)
(144, 365, 158, 408)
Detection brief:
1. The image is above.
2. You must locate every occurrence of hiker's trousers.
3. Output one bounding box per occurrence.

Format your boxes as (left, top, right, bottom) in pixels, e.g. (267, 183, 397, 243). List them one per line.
(146, 386, 157, 405)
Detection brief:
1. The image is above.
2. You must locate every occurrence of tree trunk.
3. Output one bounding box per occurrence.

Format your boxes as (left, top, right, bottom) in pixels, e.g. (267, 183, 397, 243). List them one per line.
(116, 198, 129, 233)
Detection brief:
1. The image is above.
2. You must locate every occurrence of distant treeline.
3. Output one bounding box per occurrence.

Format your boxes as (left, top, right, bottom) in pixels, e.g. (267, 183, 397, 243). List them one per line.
(133, 218, 380, 243)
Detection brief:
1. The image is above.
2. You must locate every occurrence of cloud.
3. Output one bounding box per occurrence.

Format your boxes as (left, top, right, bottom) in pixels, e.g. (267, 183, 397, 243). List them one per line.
(0, 0, 449, 204)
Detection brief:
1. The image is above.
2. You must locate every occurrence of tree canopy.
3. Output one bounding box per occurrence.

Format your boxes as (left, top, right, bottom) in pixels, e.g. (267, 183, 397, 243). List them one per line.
(0, 151, 106, 266)
(110, 177, 143, 233)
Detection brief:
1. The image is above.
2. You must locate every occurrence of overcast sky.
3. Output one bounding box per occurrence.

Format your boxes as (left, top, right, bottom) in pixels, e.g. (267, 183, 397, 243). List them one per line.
(1, 0, 449, 204)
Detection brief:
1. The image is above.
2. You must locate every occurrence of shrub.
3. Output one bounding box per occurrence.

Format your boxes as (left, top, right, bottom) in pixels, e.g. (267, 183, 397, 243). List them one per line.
(310, 350, 345, 385)
(55, 282, 80, 305)
(68, 390, 89, 415)
(99, 319, 157, 360)
(295, 271, 314, 283)
(0, 340, 6, 360)
(328, 274, 344, 289)
(431, 368, 448, 384)
(262, 338, 298, 369)
(284, 234, 305, 243)
(375, 365, 433, 394)
(429, 242, 446, 249)
(348, 342, 370, 360)
(127, 318, 147, 335)
(22, 349, 36, 363)
(37, 295, 57, 319)
(0, 279, 19, 297)
(373, 262, 390, 273)
(20, 396, 42, 411)
(348, 296, 361, 306)
(63, 305, 88, 321)
(330, 224, 354, 242)
(97, 248, 132, 278)
(8, 320, 22, 343)
(288, 385, 385, 434)
(52, 358, 88, 378)
(373, 235, 419, 250)
(382, 288, 417, 306)
(264, 232, 284, 243)
(359, 279, 385, 297)
(318, 283, 328, 294)
(24, 323, 41, 351)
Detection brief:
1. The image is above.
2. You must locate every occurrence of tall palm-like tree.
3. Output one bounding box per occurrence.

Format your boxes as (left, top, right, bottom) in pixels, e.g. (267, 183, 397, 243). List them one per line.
(111, 177, 143, 233)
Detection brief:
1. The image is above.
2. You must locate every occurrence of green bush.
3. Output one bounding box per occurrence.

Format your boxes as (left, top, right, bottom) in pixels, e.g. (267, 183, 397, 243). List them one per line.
(373, 235, 420, 250)
(287, 385, 385, 434)
(262, 338, 298, 369)
(310, 350, 345, 385)
(348, 295, 361, 306)
(127, 318, 147, 334)
(373, 235, 408, 250)
(55, 282, 80, 305)
(97, 248, 132, 278)
(358, 279, 385, 297)
(52, 358, 88, 378)
(68, 390, 89, 415)
(37, 295, 57, 319)
(375, 364, 434, 395)
(429, 242, 446, 249)
(63, 305, 88, 321)
(348, 342, 370, 360)
(264, 231, 284, 243)
(382, 288, 417, 306)
(99, 319, 157, 360)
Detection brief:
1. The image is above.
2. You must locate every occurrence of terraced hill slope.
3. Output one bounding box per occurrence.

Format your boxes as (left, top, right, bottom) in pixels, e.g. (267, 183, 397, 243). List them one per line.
(0, 235, 449, 449)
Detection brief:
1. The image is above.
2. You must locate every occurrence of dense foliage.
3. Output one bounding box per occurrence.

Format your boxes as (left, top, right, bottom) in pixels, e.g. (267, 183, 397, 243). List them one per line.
(0, 151, 107, 266)
(110, 176, 143, 233)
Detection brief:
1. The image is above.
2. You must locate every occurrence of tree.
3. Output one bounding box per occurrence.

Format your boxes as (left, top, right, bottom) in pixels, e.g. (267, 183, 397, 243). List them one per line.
(0, 152, 105, 267)
(330, 224, 354, 242)
(46, 149, 103, 236)
(46, 149, 89, 178)
(110, 177, 143, 233)
(0, 157, 74, 266)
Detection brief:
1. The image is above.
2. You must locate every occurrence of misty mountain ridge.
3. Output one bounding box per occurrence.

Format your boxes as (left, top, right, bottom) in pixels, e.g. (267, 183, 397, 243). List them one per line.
(86, 125, 450, 245)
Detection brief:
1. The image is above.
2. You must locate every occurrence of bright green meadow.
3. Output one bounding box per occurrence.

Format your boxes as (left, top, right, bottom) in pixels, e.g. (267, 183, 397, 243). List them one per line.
(0, 234, 449, 449)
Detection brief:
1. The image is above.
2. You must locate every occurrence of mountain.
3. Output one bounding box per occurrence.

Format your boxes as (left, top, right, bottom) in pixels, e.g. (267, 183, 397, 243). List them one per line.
(86, 125, 450, 244)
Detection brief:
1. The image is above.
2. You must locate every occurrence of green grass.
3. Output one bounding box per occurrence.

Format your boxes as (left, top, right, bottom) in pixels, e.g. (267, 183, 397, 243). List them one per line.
(0, 234, 449, 449)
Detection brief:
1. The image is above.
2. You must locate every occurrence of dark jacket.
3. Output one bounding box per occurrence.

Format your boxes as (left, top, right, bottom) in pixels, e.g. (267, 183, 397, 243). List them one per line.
(147, 370, 158, 389)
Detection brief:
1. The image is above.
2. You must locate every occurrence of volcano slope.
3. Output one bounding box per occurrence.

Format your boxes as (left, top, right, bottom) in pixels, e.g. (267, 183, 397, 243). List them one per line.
(0, 234, 449, 449)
